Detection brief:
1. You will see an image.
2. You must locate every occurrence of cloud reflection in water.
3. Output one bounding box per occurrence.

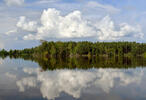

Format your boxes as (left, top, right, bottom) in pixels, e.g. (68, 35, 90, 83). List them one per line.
(16, 68, 143, 100)
(0, 58, 4, 65)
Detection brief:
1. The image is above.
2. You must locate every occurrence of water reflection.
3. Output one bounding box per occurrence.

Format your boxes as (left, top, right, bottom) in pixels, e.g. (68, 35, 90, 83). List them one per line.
(1, 57, 146, 100)
(0, 58, 4, 64)
(5, 72, 17, 79)
(16, 67, 144, 100)
(2, 56, 146, 70)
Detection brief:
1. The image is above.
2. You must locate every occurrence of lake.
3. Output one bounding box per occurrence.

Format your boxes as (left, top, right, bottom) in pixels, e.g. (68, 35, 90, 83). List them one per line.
(0, 56, 146, 100)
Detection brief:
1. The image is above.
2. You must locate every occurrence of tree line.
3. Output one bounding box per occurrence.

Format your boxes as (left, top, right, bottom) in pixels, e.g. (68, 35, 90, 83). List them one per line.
(1, 41, 146, 58)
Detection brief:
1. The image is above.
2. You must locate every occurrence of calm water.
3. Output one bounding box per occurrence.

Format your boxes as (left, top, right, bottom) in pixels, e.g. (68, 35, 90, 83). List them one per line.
(1, 57, 146, 100)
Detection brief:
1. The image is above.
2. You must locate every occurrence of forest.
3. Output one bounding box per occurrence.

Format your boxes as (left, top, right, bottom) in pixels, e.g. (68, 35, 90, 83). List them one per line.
(0, 41, 146, 58)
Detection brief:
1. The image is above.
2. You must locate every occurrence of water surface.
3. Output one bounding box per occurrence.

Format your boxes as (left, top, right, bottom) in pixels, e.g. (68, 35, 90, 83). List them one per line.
(0, 57, 146, 100)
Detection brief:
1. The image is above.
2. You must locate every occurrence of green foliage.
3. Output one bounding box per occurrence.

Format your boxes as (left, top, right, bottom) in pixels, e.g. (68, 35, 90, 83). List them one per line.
(144, 52, 146, 58)
(0, 49, 8, 58)
(1, 41, 146, 70)
(50, 44, 57, 57)
(1, 41, 146, 58)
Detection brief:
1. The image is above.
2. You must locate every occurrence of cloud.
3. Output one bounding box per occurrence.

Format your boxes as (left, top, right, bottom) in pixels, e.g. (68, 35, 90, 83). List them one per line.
(16, 68, 143, 100)
(95, 16, 144, 40)
(16, 16, 38, 32)
(35, 0, 59, 4)
(5, 29, 17, 35)
(4, 0, 24, 6)
(23, 8, 96, 40)
(87, 1, 120, 13)
(15, 8, 143, 41)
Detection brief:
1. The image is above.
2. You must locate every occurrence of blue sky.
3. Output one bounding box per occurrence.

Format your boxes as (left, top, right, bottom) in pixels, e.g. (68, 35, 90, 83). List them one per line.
(0, 0, 146, 50)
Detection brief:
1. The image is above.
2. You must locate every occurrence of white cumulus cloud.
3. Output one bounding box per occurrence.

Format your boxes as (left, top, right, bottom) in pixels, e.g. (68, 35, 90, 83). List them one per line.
(23, 8, 96, 40)
(95, 16, 144, 40)
(15, 8, 143, 41)
(4, 0, 24, 6)
(17, 16, 38, 32)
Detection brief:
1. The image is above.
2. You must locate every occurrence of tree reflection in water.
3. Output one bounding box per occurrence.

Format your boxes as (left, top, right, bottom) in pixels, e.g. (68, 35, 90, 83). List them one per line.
(1, 55, 146, 70)
(1, 56, 146, 100)
(8, 56, 146, 70)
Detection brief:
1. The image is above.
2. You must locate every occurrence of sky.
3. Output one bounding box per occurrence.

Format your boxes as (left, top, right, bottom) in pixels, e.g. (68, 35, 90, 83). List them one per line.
(0, 0, 146, 50)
